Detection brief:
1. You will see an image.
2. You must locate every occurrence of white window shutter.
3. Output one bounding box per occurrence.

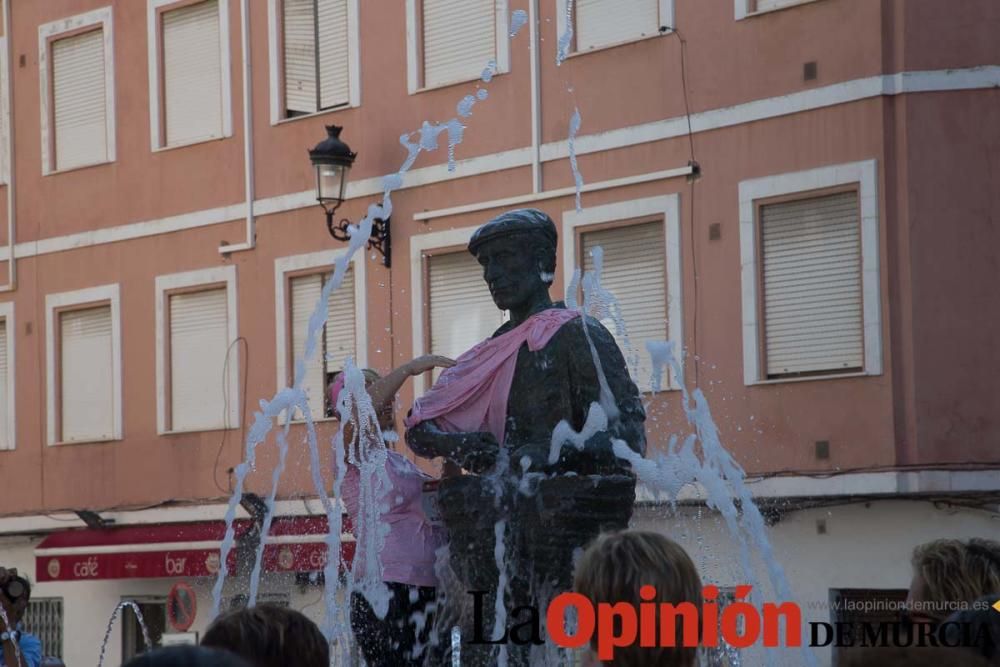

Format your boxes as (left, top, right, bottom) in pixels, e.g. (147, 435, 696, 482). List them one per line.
(428, 252, 503, 370)
(0, 321, 8, 450)
(60, 306, 114, 442)
(169, 288, 230, 431)
(761, 191, 864, 377)
(52, 29, 107, 170)
(317, 0, 350, 109)
(290, 274, 327, 418)
(283, 0, 317, 114)
(324, 266, 356, 380)
(576, 0, 659, 52)
(422, 0, 495, 88)
(290, 268, 355, 419)
(583, 221, 667, 388)
(163, 0, 223, 146)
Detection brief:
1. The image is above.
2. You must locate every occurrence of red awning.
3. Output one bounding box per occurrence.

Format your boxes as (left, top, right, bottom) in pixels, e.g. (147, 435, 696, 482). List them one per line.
(35, 516, 355, 582)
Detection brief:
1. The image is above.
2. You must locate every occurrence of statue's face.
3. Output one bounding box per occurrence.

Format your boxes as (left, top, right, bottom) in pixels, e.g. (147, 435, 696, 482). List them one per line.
(476, 235, 547, 311)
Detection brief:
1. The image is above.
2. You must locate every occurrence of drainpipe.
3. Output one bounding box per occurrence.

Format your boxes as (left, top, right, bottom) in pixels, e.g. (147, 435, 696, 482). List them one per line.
(0, 0, 16, 291)
(220, 0, 256, 254)
(529, 0, 542, 193)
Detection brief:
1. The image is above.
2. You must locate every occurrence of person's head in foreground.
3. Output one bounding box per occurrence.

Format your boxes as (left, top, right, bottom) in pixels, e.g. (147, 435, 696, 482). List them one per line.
(329, 368, 387, 428)
(841, 646, 991, 666)
(573, 530, 702, 667)
(908, 538, 1000, 625)
(121, 646, 250, 667)
(201, 604, 329, 667)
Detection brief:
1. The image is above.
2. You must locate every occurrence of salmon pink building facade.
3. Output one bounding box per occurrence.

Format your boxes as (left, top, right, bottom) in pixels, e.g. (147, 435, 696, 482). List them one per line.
(0, 0, 997, 664)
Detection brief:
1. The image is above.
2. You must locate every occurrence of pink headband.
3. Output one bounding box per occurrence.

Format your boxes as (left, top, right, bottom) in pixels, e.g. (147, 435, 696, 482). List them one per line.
(329, 374, 346, 413)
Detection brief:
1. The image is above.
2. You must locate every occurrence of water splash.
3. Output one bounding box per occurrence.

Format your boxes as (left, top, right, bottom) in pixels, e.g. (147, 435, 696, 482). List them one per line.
(557, 0, 575, 64)
(457, 95, 477, 118)
(509, 9, 528, 38)
(492, 519, 510, 667)
(96, 601, 150, 667)
(210, 22, 516, 643)
(608, 340, 816, 666)
(568, 107, 584, 212)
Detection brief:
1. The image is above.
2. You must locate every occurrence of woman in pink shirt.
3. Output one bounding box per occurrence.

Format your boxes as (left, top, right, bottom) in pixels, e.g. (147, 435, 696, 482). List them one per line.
(330, 356, 454, 667)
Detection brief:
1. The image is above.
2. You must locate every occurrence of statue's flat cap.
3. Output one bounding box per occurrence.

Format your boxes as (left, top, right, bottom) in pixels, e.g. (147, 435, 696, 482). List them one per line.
(468, 208, 558, 255)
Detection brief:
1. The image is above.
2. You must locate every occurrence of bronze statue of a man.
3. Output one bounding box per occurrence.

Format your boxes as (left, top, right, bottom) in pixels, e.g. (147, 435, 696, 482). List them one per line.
(405, 208, 646, 665)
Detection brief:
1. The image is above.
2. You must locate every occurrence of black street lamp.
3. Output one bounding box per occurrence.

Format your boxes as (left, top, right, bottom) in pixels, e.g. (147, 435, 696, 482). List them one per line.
(308, 125, 391, 267)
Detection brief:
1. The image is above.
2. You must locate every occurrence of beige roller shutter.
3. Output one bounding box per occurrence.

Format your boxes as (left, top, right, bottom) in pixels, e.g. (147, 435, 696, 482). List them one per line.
(428, 251, 503, 373)
(576, 0, 658, 52)
(317, 0, 350, 109)
(0, 321, 8, 450)
(761, 191, 863, 377)
(290, 268, 355, 419)
(423, 0, 495, 88)
(169, 288, 229, 431)
(324, 266, 356, 380)
(283, 0, 318, 114)
(52, 29, 107, 170)
(582, 221, 667, 387)
(163, 0, 223, 146)
(60, 306, 114, 442)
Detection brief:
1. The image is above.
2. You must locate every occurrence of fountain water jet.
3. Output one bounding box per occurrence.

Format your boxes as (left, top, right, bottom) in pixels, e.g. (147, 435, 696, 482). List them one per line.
(96, 601, 151, 667)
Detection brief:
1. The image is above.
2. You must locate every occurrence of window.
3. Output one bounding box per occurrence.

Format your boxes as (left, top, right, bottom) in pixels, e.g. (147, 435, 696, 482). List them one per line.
(45, 285, 122, 445)
(156, 267, 239, 433)
(581, 220, 667, 389)
(148, 0, 232, 149)
(406, 0, 510, 92)
(558, 0, 672, 54)
(23, 598, 64, 660)
(39, 7, 116, 174)
(735, 0, 820, 20)
(274, 250, 366, 421)
(121, 598, 166, 661)
(760, 191, 863, 379)
(0, 303, 13, 451)
(829, 588, 908, 663)
(289, 267, 357, 418)
(428, 250, 504, 375)
(276, 0, 357, 119)
(563, 195, 683, 392)
(739, 160, 882, 385)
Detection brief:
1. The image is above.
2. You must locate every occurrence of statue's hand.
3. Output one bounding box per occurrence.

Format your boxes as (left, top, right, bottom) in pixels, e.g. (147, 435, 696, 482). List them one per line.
(456, 431, 500, 473)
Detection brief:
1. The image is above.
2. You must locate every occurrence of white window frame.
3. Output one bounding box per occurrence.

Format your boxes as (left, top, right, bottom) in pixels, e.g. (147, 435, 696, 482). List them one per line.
(155, 265, 239, 434)
(38, 7, 117, 175)
(45, 284, 122, 446)
(147, 0, 233, 151)
(409, 225, 485, 396)
(274, 249, 367, 421)
(739, 159, 881, 385)
(562, 194, 683, 392)
(556, 0, 673, 57)
(405, 0, 511, 94)
(734, 0, 821, 20)
(266, 0, 361, 125)
(0, 302, 15, 451)
(0, 37, 9, 185)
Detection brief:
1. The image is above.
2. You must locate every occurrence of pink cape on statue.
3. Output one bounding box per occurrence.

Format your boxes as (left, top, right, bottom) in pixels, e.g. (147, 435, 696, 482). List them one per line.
(405, 307, 580, 444)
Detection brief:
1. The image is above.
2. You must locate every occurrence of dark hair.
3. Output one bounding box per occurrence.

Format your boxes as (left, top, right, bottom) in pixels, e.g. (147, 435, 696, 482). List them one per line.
(574, 530, 702, 667)
(202, 605, 329, 667)
(121, 646, 250, 667)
